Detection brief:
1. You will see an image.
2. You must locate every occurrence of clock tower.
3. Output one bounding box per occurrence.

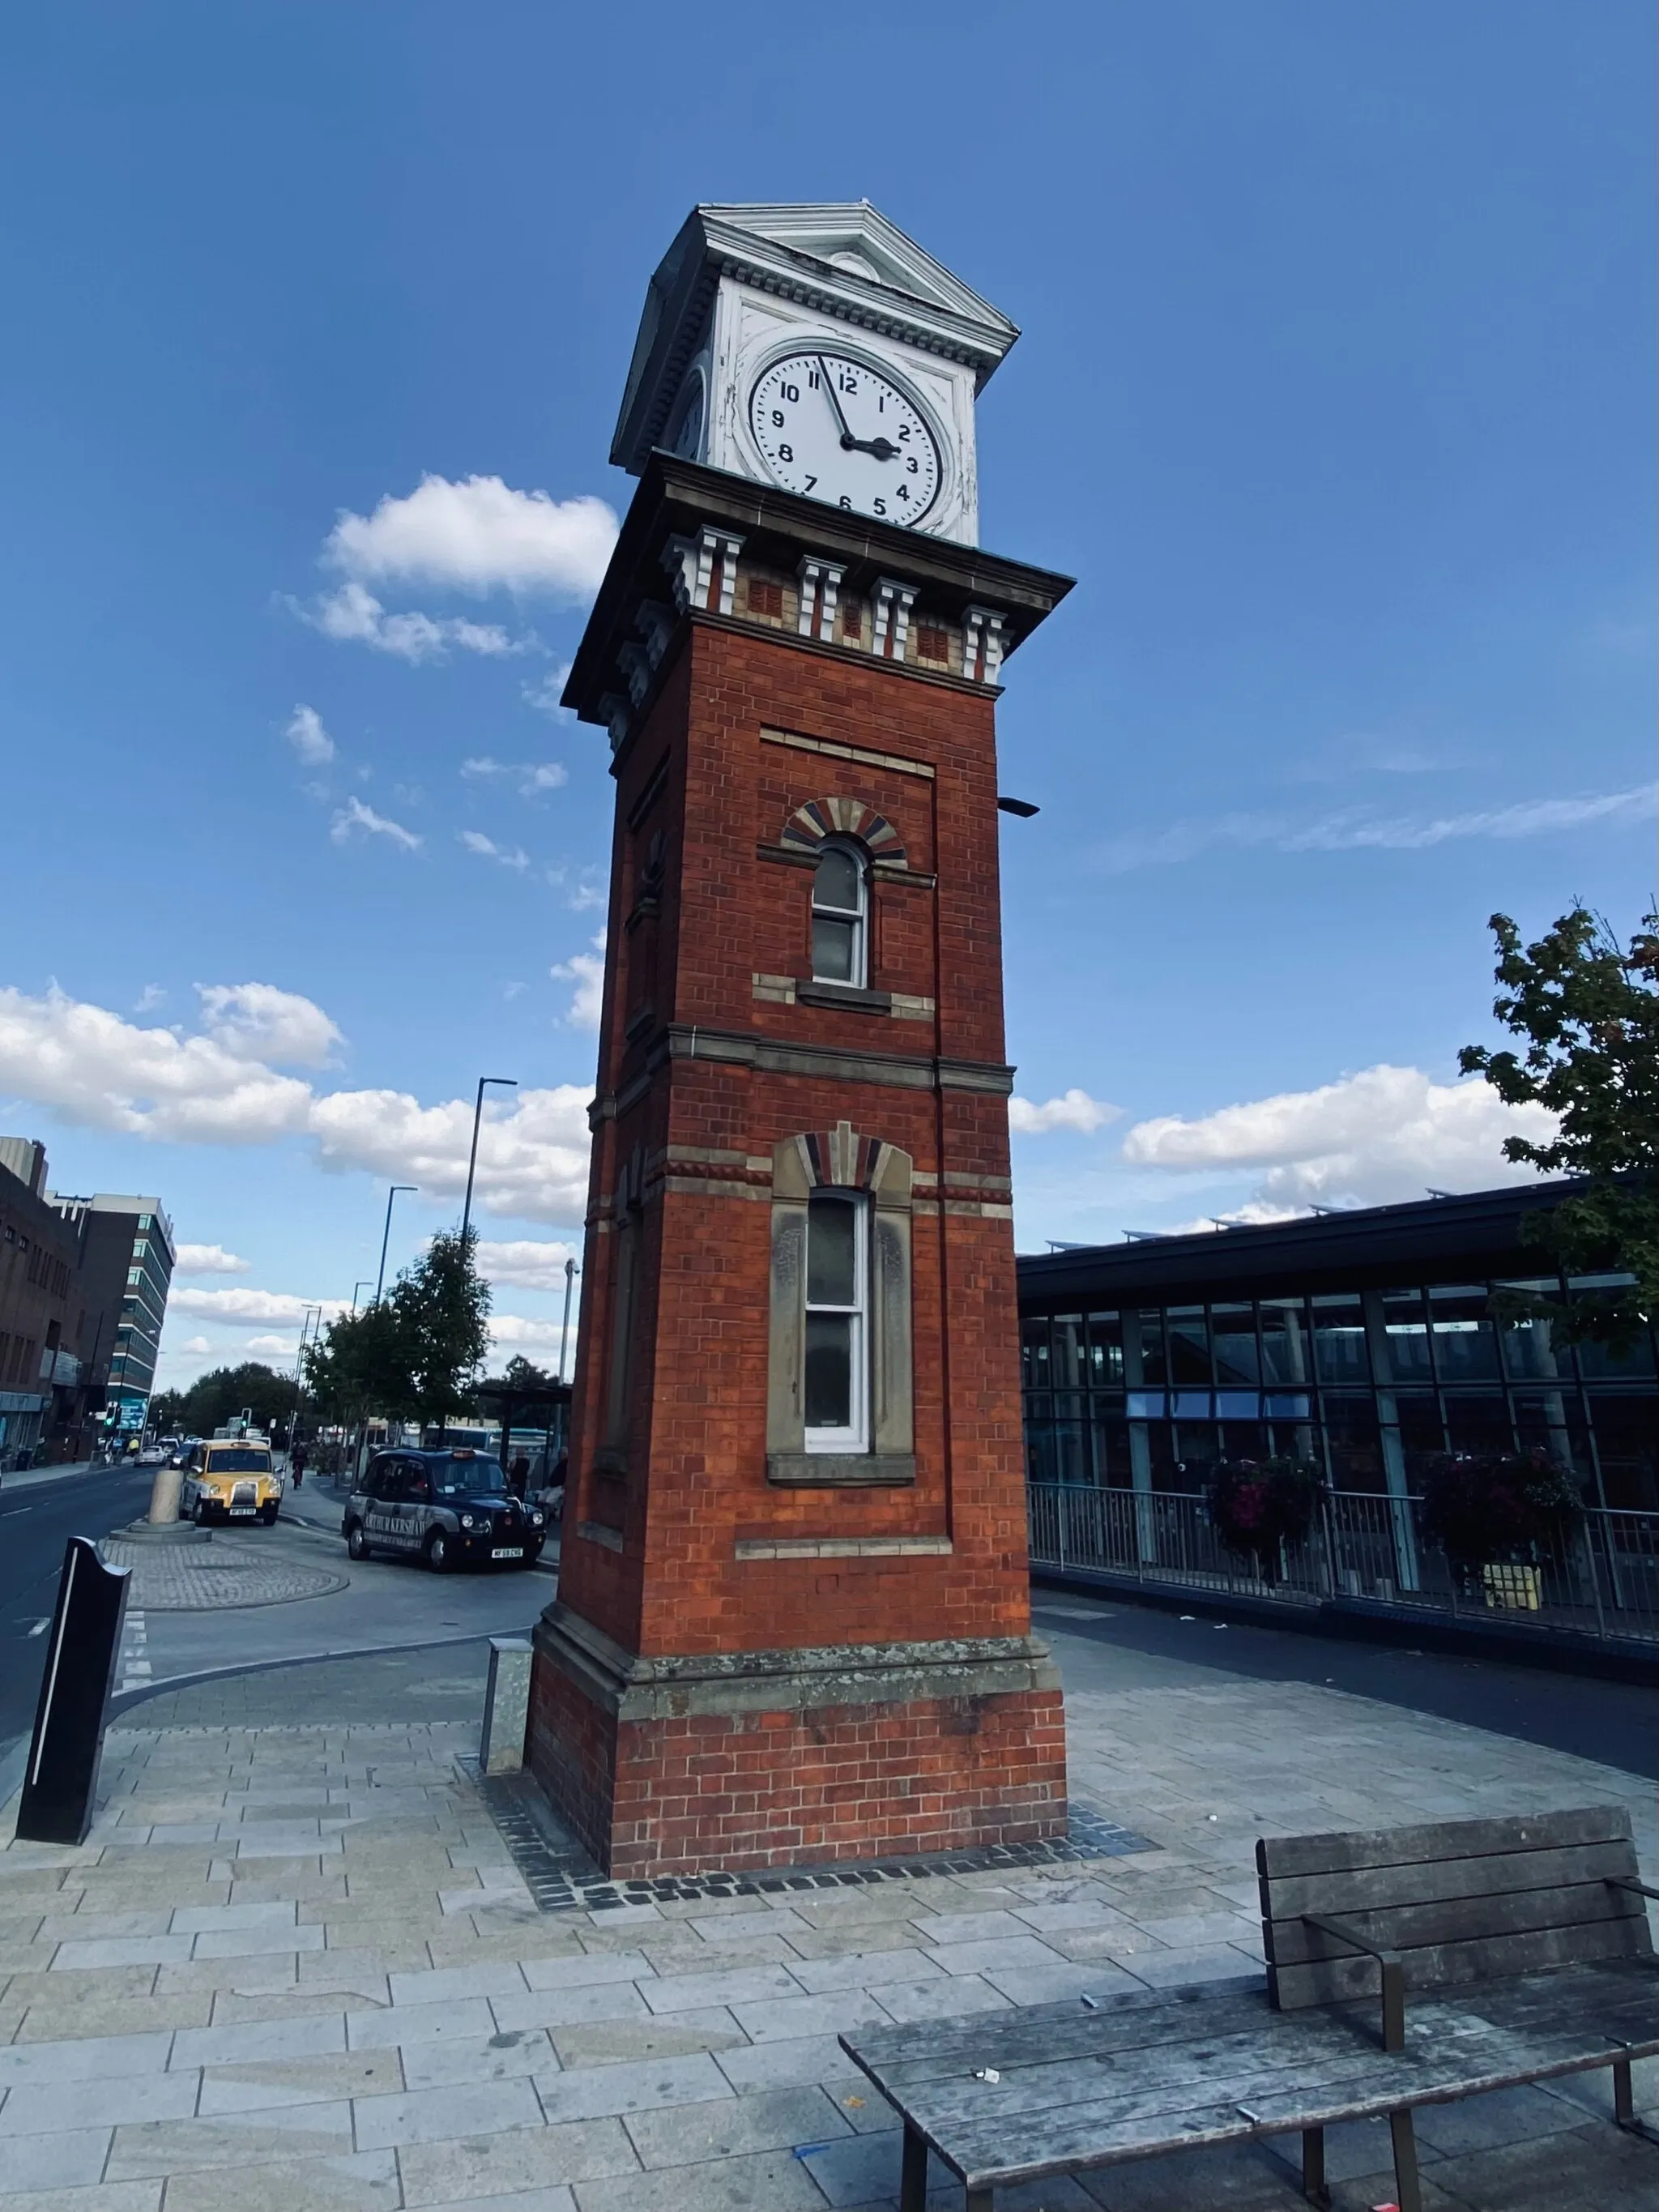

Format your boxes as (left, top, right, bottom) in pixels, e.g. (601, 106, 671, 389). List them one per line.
(529, 203, 1073, 1877)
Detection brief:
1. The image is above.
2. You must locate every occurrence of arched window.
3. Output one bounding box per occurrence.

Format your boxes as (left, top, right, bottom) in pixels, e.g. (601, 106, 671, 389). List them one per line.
(811, 840, 867, 987)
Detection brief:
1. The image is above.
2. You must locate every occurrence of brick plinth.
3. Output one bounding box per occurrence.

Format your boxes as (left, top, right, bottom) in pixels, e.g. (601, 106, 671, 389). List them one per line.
(527, 1603, 1068, 1878)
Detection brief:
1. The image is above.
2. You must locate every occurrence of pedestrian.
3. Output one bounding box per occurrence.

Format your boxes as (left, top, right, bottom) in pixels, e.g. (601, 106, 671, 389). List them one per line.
(291, 1440, 306, 1488)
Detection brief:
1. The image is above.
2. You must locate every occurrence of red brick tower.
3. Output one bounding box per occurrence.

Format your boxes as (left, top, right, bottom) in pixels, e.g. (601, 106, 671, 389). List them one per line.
(527, 205, 1072, 1876)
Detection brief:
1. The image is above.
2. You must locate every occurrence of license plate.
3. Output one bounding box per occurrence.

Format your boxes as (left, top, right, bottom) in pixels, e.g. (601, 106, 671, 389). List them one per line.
(230, 1506, 256, 1517)
(491, 1546, 523, 1559)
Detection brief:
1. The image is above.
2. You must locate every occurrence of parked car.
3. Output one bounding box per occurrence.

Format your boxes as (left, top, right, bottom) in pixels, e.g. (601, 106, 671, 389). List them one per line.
(342, 1448, 546, 1572)
(179, 1437, 282, 1526)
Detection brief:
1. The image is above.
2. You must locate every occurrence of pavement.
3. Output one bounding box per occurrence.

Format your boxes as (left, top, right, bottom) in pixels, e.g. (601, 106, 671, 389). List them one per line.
(0, 1472, 552, 1813)
(0, 1589, 1653, 2212)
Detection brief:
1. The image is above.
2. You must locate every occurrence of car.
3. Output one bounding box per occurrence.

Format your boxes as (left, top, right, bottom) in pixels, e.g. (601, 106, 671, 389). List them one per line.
(138, 1442, 166, 1466)
(179, 1437, 283, 1526)
(342, 1447, 546, 1572)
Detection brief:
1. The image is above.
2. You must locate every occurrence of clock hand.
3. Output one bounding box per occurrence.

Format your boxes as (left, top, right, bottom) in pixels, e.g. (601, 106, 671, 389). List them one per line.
(844, 435, 901, 461)
(817, 357, 855, 445)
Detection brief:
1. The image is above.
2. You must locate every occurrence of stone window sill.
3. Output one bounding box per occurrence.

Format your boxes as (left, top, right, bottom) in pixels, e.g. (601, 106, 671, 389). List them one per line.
(795, 980, 893, 1015)
(766, 1451, 916, 1487)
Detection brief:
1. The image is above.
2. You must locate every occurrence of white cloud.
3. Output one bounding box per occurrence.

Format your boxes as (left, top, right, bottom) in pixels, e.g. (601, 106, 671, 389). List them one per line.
(458, 830, 531, 871)
(179, 1334, 214, 1356)
(523, 664, 576, 720)
(308, 1083, 592, 1223)
(285, 704, 335, 765)
(196, 983, 343, 1068)
(324, 476, 617, 602)
(1120, 1064, 1555, 1211)
(0, 984, 314, 1142)
(1098, 783, 1658, 873)
(551, 933, 605, 1031)
(331, 797, 422, 852)
(170, 1292, 349, 1318)
(170, 1287, 348, 1326)
(1009, 1089, 1120, 1136)
(488, 1313, 569, 1360)
(175, 1243, 252, 1276)
(0, 984, 594, 1225)
(245, 1333, 300, 1360)
(476, 1239, 579, 1292)
(303, 581, 520, 663)
(134, 984, 165, 1014)
(463, 755, 569, 797)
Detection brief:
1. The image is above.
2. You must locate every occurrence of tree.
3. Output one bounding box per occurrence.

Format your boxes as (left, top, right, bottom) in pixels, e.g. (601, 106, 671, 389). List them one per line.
(303, 1229, 491, 1434)
(1459, 905, 1658, 1341)
(168, 1363, 294, 1438)
(391, 1228, 491, 1432)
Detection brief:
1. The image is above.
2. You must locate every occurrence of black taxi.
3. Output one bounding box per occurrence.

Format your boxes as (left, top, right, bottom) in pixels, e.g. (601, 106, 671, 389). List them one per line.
(342, 1447, 546, 1572)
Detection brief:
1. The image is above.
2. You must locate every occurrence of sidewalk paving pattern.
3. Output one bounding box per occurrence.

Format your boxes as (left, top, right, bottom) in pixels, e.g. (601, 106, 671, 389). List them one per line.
(1, 1624, 1654, 2211)
(98, 1539, 349, 1613)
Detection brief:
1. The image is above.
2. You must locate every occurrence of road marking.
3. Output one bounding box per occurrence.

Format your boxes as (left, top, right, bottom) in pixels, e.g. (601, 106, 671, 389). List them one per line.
(3, 1506, 32, 1518)
(28, 1618, 49, 1637)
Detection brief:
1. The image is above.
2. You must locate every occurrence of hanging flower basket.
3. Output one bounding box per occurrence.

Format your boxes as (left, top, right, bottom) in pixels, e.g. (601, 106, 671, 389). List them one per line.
(1418, 1450, 1583, 1599)
(1205, 1457, 1322, 1583)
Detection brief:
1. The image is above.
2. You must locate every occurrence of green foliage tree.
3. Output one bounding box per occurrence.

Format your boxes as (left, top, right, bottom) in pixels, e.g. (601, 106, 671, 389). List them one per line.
(168, 1363, 294, 1439)
(1459, 905, 1658, 1341)
(304, 1229, 491, 1435)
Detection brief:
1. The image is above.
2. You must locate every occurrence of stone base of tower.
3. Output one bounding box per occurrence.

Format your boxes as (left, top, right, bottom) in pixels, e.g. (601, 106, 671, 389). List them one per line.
(525, 1603, 1068, 1880)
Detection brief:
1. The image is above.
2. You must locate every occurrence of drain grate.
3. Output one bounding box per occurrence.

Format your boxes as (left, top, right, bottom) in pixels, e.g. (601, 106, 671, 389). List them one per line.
(465, 1762, 1156, 1915)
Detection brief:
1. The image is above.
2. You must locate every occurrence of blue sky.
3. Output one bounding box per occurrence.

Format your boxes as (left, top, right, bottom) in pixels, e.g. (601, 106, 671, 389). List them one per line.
(0, 2, 1653, 1390)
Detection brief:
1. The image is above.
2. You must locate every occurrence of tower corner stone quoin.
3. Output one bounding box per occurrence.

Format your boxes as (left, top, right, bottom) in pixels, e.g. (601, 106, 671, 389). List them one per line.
(527, 206, 1075, 1877)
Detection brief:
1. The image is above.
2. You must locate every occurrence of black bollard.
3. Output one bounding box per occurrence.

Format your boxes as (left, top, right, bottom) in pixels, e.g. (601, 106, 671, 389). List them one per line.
(16, 1537, 132, 1845)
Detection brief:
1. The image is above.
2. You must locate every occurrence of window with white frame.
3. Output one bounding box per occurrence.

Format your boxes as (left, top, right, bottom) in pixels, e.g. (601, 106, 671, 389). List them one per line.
(804, 1190, 868, 1451)
(811, 841, 867, 986)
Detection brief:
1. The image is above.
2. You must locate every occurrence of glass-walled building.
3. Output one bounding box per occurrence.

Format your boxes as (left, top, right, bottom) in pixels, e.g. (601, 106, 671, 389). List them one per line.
(1017, 1183, 1657, 1514)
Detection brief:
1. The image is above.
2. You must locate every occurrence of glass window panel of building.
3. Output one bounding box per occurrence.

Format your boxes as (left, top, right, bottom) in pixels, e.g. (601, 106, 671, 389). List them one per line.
(1021, 1271, 1659, 1512)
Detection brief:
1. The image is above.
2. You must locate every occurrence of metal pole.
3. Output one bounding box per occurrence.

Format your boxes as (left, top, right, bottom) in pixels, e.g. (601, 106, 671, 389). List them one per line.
(559, 1257, 578, 1383)
(351, 1280, 372, 1315)
(289, 1304, 321, 1464)
(460, 1078, 518, 1252)
(376, 1186, 416, 1302)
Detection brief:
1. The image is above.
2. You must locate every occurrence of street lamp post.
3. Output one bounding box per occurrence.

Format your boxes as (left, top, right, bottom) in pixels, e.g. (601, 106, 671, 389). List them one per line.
(375, 1186, 417, 1303)
(559, 1256, 579, 1384)
(351, 1279, 373, 1314)
(460, 1078, 517, 1250)
(288, 1303, 322, 1468)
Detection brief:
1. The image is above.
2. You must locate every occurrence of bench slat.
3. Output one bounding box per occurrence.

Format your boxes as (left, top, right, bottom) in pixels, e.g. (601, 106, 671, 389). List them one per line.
(1265, 1878, 1651, 1966)
(845, 1966, 1659, 2193)
(1269, 1915, 1653, 2009)
(1256, 1805, 1628, 1880)
(1262, 1837, 1640, 1920)
(845, 1983, 1271, 2086)
(900, 2022, 1510, 2186)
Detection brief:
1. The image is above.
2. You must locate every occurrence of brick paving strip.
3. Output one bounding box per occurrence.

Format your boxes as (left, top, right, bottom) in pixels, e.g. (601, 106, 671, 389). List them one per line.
(96, 1538, 348, 1612)
(0, 1646, 1654, 2211)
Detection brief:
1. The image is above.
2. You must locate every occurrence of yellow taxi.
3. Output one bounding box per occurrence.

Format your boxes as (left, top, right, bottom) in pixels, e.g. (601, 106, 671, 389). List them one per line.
(179, 1431, 284, 1527)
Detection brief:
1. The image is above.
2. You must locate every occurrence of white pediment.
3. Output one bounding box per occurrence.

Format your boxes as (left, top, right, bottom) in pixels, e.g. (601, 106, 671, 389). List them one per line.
(611, 200, 1017, 481)
(697, 202, 1016, 336)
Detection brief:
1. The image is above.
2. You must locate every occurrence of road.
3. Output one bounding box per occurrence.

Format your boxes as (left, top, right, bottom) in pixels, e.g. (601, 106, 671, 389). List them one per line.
(0, 1461, 154, 1782)
(1030, 1588, 1657, 1779)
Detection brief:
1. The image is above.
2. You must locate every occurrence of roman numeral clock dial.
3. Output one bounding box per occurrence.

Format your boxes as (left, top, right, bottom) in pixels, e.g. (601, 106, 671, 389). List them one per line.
(748, 353, 942, 526)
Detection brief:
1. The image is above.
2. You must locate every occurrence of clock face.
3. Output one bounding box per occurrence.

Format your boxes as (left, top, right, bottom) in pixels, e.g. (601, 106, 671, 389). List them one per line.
(748, 352, 942, 527)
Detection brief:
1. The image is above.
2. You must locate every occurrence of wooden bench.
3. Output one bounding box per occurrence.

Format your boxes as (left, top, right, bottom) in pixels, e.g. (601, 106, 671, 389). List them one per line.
(839, 1805, 1658, 2212)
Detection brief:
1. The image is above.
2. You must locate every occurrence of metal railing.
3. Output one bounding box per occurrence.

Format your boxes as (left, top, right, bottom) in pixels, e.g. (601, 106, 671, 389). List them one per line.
(1026, 1484, 1659, 1647)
